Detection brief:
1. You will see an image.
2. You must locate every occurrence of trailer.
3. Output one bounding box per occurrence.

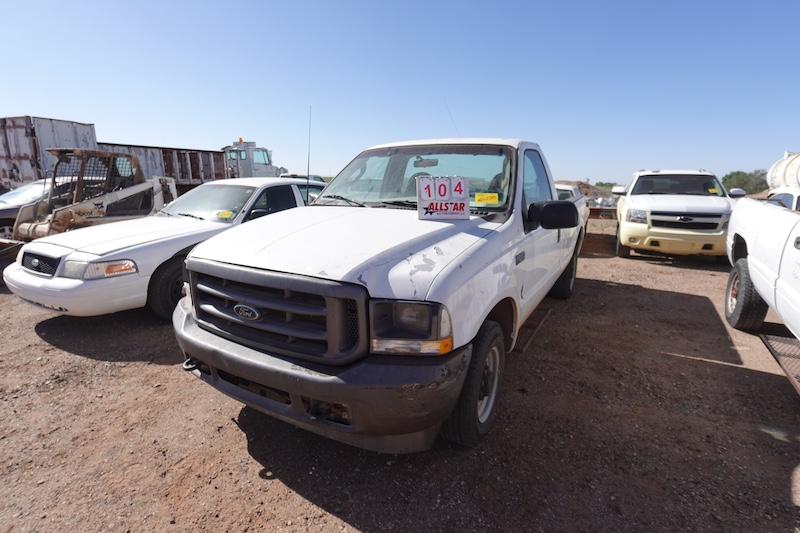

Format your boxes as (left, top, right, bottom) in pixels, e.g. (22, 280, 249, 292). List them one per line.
(0, 116, 284, 193)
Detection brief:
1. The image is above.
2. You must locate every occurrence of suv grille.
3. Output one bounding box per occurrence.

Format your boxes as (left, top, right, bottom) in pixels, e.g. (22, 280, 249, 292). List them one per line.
(22, 253, 60, 276)
(187, 258, 368, 365)
(649, 211, 724, 232)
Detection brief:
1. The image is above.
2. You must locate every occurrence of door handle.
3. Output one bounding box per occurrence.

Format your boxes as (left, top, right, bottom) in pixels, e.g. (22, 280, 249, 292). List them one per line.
(515, 252, 525, 265)
(795, 237, 800, 250)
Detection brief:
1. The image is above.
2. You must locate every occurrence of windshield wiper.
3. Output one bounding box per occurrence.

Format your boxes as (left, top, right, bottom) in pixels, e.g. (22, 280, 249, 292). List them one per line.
(315, 195, 366, 207)
(176, 212, 205, 220)
(374, 200, 417, 209)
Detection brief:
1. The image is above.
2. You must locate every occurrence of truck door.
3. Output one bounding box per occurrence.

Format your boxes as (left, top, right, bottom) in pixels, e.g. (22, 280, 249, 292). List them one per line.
(518, 149, 560, 314)
(775, 217, 800, 337)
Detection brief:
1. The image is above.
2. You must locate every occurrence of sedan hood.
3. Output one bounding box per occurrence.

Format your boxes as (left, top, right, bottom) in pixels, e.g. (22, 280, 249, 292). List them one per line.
(627, 194, 733, 213)
(37, 215, 225, 256)
(190, 206, 498, 299)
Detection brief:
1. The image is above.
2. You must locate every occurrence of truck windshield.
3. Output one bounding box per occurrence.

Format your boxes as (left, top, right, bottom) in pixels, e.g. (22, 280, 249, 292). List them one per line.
(0, 180, 48, 206)
(159, 184, 256, 222)
(631, 174, 725, 197)
(316, 145, 514, 211)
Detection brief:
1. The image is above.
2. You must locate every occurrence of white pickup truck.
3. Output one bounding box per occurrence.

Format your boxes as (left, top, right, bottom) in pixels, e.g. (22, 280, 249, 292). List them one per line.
(3, 178, 324, 320)
(556, 183, 589, 231)
(173, 138, 582, 453)
(724, 197, 800, 336)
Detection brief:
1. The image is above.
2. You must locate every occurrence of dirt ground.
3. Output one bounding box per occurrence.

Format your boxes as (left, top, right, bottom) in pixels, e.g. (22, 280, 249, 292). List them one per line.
(1, 219, 799, 532)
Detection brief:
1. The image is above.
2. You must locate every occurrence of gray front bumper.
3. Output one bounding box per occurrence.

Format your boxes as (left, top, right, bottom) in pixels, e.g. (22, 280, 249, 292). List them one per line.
(172, 297, 472, 453)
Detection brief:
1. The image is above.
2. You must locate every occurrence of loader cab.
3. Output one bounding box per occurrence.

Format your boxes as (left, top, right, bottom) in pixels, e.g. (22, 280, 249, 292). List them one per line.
(48, 149, 145, 209)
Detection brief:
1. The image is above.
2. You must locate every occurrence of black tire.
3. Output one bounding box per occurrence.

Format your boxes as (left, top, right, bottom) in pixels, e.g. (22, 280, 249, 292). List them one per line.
(725, 258, 768, 331)
(0, 219, 15, 240)
(147, 257, 186, 321)
(616, 226, 631, 258)
(441, 321, 505, 448)
(549, 240, 579, 299)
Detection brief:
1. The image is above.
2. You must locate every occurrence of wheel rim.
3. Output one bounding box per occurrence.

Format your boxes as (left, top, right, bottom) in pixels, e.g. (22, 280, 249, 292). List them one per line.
(0, 226, 12, 240)
(727, 271, 740, 315)
(477, 345, 501, 424)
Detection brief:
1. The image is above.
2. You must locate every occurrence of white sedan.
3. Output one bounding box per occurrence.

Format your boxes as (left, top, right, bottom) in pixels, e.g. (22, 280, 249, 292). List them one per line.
(3, 177, 324, 319)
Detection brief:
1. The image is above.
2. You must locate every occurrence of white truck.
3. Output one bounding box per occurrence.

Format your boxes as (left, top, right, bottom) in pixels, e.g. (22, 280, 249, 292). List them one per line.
(612, 169, 745, 258)
(556, 183, 589, 231)
(725, 201, 800, 337)
(173, 138, 582, 453)
(3, 178, 324, 320)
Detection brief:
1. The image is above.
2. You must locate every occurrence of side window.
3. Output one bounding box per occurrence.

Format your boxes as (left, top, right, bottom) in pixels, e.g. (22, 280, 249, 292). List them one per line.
(247, 185, 297, 220)
(253, 150, 269, 165)
(523, 150, 553, 205)
(768, 193, 792, 209)
(298, 184, 325, 203)
(238, 150, 247, 160)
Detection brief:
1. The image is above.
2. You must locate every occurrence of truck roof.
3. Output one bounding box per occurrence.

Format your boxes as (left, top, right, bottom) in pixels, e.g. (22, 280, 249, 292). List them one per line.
(368, 138, 537, 150)
(634, 169, 716, 178)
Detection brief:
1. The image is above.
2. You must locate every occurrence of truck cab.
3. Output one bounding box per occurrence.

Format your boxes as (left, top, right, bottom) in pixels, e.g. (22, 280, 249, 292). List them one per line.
(173, 139, 581, 453)
(221, 138, 286, 179)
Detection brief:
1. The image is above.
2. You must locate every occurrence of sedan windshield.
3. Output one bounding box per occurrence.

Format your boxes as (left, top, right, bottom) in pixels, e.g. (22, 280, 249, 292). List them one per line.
(0, 180, 48, 206)
(631, 174, 725, 197)
(316, 145, 514, 211)
(159, 184, 256, 222)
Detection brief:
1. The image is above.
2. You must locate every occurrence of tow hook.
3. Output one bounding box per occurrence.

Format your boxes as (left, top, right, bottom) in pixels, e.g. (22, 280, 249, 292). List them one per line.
(182, 357, 200, 372)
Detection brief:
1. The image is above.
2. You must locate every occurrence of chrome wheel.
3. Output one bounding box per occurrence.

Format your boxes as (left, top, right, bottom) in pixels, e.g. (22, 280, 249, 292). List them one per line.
(477, 345, 501, 424)
(727, 270, 739, 315)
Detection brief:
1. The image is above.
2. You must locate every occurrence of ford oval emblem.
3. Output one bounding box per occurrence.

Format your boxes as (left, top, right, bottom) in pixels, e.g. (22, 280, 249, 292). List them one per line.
(233, 304, 260, 321)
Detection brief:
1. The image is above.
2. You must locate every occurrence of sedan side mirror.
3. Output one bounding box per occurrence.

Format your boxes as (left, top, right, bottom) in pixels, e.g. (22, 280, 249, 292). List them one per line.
(728, 188, 746, 199)
(611, 185, 627, 195)
(526, 201, 579, 231)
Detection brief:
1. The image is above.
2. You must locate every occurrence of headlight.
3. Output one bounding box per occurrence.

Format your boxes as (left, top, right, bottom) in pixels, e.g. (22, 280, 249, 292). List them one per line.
(62, 259, 138, 280)
(370, 300, 453, 355)
(626, 208, 648, 224)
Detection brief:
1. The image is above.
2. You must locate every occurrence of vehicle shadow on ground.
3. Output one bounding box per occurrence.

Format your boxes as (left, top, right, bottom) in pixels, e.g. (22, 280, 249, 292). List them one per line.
(34, 308, 182, 364)
(580, 231, 730, 272)
(236, 277, 800, 531)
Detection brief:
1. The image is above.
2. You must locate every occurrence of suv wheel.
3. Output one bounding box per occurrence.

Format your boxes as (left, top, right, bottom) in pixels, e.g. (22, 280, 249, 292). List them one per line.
(616, 226, 631, 258)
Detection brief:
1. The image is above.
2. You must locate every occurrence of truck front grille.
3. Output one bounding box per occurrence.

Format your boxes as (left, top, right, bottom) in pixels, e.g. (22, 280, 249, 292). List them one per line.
(187, 258, 368, 365)
(650, 211, 724, 232)
(21, 252, 60, 277)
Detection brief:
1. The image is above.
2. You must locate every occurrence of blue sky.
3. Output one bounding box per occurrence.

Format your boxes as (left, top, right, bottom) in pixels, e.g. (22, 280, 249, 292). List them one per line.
(2, 0, 798, 183)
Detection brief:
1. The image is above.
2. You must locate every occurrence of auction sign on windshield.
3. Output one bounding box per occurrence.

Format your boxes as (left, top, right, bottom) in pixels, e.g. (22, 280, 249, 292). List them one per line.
(417, 176, 470, 220)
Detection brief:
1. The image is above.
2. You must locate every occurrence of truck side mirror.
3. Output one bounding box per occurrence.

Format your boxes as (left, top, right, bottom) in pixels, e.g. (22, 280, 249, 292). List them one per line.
(728, 188, 746, 198)
(526, 201, 579, 231)
(611, 185, 626, 195)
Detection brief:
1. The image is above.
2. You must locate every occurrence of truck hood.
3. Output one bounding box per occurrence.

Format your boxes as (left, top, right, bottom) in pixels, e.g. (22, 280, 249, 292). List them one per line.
(36, 215, 226, 256)
(627, 194, 734, 213)
(190, 206, 498, 299)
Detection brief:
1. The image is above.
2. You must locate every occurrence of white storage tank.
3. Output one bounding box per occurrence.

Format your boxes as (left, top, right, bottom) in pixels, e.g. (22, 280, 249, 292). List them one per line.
(767, 151, 800, 189)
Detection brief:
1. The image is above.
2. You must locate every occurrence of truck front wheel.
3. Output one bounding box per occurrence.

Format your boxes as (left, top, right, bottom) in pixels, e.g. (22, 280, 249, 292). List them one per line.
(442, 320, 505, 447)
(725, 258, 768, 331)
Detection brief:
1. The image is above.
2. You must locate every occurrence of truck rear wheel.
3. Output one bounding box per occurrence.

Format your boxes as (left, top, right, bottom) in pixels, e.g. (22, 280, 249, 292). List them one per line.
(441, 321, 505, 448)
(725, 258, 768, 331)
(616, 226, 631, 258)
(549, 239, 579, 299)
(147, 257, 186, 321)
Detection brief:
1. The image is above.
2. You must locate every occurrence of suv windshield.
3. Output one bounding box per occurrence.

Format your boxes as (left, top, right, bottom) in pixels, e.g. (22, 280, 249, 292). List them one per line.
(316, 144, 514, 211)
(631, 174, 725, 197)
(0, 180, 48, 206)
(159, 184, 256, 222)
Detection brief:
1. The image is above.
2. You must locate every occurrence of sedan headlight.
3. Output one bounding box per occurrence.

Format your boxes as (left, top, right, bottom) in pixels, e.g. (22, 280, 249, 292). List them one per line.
(626, 208, 648, 224)
(370, 300, 453, 355)
(62, 259, 138, 280)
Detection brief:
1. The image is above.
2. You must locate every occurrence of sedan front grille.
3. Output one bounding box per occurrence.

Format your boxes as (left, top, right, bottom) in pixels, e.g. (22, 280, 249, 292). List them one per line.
(21, 253, 60, 277)
(187, 257, 369, 365)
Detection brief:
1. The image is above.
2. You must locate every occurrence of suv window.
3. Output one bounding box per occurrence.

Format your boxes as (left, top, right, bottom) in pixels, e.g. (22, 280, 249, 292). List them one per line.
(248, 185, 297, 219)
(523, 150, 552, 204)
